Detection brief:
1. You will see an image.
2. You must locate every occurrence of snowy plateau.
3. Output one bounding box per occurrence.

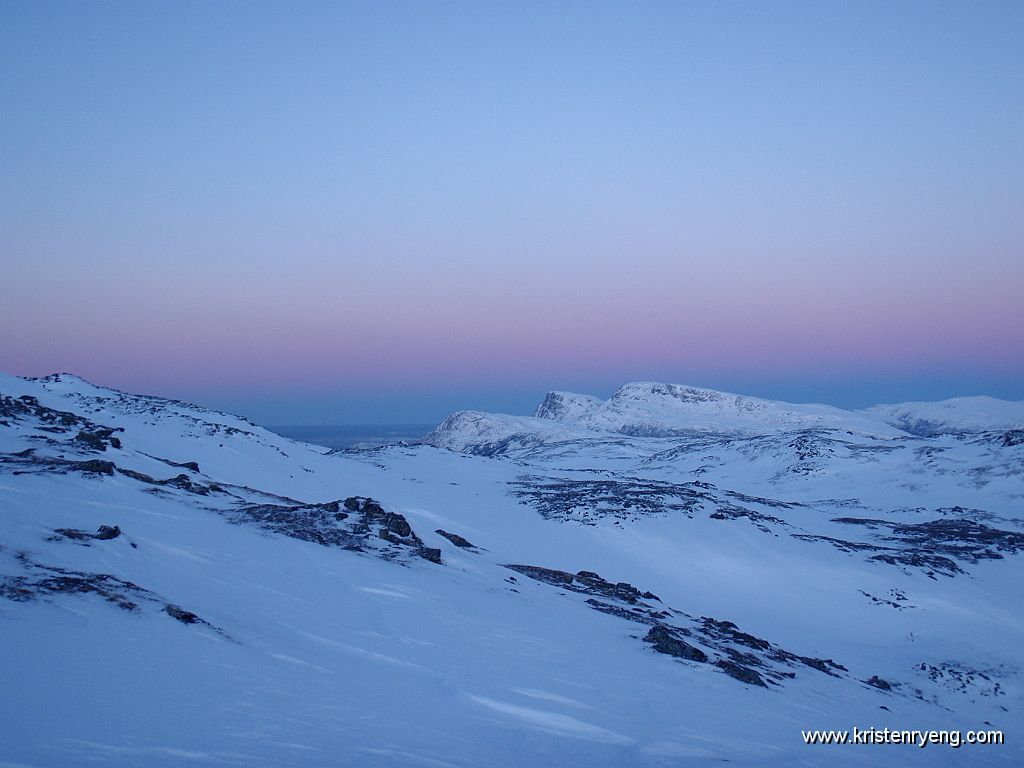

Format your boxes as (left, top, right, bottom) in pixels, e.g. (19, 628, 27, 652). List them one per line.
(1, 373, 1023, 767)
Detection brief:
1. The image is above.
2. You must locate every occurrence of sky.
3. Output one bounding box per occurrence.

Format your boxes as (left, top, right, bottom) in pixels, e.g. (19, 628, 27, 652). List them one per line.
(1, 1, 1022, 425)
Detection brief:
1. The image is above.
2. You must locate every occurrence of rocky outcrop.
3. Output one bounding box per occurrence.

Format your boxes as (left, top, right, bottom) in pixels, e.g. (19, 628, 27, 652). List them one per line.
(798, 517, 1024, 577)
(716, 659, 767, 687)
(164, 603, 202, 624)
(644, 625, 708, 662)
(228, 496, 441, 564)
(866, 675, 894, 691)
(506, 562, 848, 689)
(117, 468, 220, 495)
(0, 561, 150, 612)
(435, 529, 478, 550)
(0, 553, 227, 635)
(50, 525, 122, 543)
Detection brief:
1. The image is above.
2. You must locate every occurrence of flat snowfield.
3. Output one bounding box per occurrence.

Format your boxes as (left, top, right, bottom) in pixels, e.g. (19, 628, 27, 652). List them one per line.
(2, 374, 1022, 767)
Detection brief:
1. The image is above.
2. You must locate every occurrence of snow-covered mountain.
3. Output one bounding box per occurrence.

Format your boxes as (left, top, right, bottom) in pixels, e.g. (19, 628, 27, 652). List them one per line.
(3, 373, 1022, 767)
(531, 381, 907, 438)
(427, 382, 1024, 453)
(866, 396, 1024, 437)
(423, 409, 601, 454)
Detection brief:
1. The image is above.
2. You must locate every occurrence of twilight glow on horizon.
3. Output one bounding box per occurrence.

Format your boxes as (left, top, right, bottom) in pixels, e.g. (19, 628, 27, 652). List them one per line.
(2, 1, 1022, 424)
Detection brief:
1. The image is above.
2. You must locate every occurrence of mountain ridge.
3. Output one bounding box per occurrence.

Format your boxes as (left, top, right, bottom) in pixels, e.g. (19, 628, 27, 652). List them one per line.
(428, 380, 1024, 452)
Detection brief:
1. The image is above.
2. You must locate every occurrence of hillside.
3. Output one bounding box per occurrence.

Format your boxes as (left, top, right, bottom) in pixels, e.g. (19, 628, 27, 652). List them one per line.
(2, 373, 1022, 766)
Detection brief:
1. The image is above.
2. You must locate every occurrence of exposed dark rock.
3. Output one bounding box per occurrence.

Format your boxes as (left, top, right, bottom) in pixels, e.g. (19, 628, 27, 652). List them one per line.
(1000, 429, 1024, 447)
(859, 589, 912, 610)
(645, 625, 708, 663)
(867, 675, 893, 691)
(869, 552, 962, 578)
(164, 603, 201, 624)
(708, 504, 786, 529)
(510, 562, 840, 687)
(75, 460, 115, 476)
(165, 459, 200, 472)
(377, 528, 402, 544)
(916, 661, 1006, 699)
(117, 468, 157, 483)
(116, 468, 220, 496)
(833, 517, 1022, 567)
(363, 500, 386, 519)
(512, 474, 785, 531)
(792, 655, 847, 676)
(163, 474, 212, 495)
(94, 525, 121, 540)
(503, 564, 660, 604)
(0, 453, 121, 476)
(384, 513, 412, 538)
(701, 617, 772, 651)
(226, 496, 437, 565)
(418, 547, 442, 564)
(511, 475, 709, 523)
(574, 570, 659, 603)
(51, 525, 121, 543)
(585, 598, 666, 625)
(792, 515, 1019, 577)
(0, 564, 148, 612)
(792, 534, 885, 553)
(0, 454, 119, 476)
(75, 430, 107, 451)
(2, 553, 230, 634)
(0, 394, 89, 431)
(716, 659, 767, 687)
(233, 501, 365, 549)
(51, 528, 92, 541)
(0, 393, 123, 450)
(435, 529, 477, 549)
(504, 564, 575, 586)
(73, 428, 124, 452)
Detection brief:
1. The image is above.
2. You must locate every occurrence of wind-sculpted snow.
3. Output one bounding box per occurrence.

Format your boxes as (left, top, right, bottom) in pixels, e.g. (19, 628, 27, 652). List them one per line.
(1, 371, 1023, 767)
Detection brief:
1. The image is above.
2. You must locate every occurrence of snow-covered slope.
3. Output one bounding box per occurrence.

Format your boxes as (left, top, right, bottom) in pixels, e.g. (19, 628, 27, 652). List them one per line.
(2, 372, 1022, 767)
(867, 396, 1024, 436)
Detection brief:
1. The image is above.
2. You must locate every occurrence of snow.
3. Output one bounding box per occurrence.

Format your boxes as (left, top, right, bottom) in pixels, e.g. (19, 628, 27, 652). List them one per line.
(531, 381, 909, 438)
(1, 373, 1022, 766)
(866, 396, 1024, 436)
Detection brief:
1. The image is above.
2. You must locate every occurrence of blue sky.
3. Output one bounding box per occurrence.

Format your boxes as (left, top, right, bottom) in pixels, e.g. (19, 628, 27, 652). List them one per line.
(2, 1, 1022, 424)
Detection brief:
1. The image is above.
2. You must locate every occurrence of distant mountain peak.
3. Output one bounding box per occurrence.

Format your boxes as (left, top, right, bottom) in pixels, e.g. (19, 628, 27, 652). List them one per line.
(524, 380, 905, 439)
(867, 396, 1024, 436)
